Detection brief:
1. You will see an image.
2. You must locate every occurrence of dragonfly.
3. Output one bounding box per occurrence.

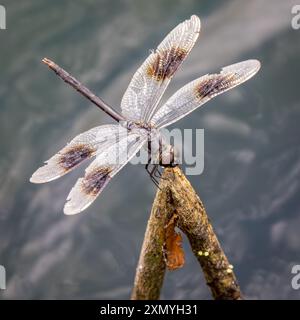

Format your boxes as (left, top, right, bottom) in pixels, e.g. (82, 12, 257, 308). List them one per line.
(30, 15, 260, 215)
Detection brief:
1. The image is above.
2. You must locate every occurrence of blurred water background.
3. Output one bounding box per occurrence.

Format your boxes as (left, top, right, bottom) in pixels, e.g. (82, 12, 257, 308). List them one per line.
(0, 0, 300, 299)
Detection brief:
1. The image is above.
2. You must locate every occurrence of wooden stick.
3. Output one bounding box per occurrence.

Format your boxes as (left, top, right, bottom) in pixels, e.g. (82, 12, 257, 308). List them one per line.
(131, 182, 174, 300)
(132, 166, 242, 300)
(42, 58, 126, 123)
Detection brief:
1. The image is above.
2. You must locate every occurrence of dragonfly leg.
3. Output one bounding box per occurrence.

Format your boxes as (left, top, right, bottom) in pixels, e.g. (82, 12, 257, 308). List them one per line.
(145, 158, 161, 188)
(150, 165, 161, 188)
(154, 166, 162, 178)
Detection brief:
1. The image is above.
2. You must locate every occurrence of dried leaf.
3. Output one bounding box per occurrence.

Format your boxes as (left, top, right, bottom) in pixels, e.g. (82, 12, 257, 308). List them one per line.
(164, 214, 185, 270)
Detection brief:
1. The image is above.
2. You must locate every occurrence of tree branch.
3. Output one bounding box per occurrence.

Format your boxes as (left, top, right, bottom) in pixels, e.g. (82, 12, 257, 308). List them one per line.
(131, 166, 242, 300)
(131, 180, 174, 300)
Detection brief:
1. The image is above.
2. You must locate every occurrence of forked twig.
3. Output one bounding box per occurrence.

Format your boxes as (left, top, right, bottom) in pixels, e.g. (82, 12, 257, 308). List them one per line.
(132, 166, 242, 300)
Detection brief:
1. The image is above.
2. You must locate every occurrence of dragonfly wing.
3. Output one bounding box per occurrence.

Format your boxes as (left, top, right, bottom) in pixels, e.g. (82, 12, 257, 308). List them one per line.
(30, 124, 128, 183)
(63, 131, 147, 215)
(151, 60, 261, 128)
(121, 15, 200, 123)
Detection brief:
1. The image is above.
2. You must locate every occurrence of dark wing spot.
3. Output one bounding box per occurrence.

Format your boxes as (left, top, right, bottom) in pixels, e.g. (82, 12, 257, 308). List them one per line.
(195, 74, 234, 100)
(147, 47, 187, 82)
(59, 144, 95, 171)
(81, 166, 112, 196)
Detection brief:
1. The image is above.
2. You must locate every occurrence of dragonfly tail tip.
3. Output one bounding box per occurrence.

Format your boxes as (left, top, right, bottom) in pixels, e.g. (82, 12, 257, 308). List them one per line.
(42, 57, 55, 69)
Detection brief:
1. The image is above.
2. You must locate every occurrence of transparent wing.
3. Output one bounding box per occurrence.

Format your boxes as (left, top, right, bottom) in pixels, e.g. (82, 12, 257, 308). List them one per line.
(151, 60, 261, 128)
(63, 131, 147, 215)
(121, 15, 200, 123)
(30, 124, 129, 183)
